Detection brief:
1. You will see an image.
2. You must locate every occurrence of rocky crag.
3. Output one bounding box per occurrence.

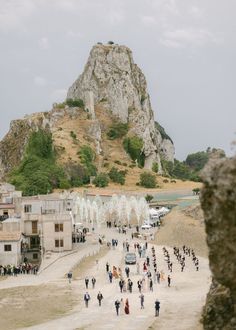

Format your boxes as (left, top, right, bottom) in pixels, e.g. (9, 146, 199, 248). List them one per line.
(0, 43, 174, 180)
(200, 156, 236, 329)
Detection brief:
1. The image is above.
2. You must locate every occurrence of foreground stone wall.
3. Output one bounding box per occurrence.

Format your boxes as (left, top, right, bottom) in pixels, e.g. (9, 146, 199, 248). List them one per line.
(200, 156, 236, 329)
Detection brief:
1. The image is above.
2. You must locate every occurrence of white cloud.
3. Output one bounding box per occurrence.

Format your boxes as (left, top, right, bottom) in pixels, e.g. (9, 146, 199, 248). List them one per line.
(34, 76, 47, 86)
(107, 10, 125, 25)
(0, 0, 36, 32)
(189, 6, 204, 19)
(38, 37, 50, 50)
(67, 30, 83, 39)
(141, 16, 156, 26)
(160, 28, 221, 48)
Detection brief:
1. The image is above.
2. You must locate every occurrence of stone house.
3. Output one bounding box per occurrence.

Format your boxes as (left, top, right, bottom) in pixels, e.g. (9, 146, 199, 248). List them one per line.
(0, 231, 22, 265)
(0, 183, 22, 220)
(21, 195, 73, 262)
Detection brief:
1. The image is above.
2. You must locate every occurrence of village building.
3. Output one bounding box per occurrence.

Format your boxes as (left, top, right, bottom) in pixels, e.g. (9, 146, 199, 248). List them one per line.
(0, 183, 22, 221)
(21, 194, 74, 262)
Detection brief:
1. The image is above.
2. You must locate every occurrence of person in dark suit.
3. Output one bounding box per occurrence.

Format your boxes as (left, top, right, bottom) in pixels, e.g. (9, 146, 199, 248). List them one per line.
(84, 292, 90, 308)
(155, 299, 160, 316)
(97, 291, 103, 306)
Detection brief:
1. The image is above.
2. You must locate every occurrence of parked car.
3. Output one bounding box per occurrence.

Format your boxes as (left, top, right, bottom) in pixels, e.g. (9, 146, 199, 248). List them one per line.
(125, 252, 137, 264)
(141, 224, 152, 230)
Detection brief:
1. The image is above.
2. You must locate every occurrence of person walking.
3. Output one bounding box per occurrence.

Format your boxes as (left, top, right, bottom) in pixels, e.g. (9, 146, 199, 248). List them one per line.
(92, 277, 96, 289)
(85, 277, 89, 289)
(97, 291, 103, 306)
(115, 299, 120, 316)
(128, 279, 133, 293)
(84, 292, 90, 308)
(125, 266, 130, 278)
(149, 278, 153, 291)
(108, 271, 113, 283)
(124, 298, 130, 314)
(139, 293, 144, 309)
(155, 299, 160, 316)
(156, 271, 160, 284)
(167, 275, 171, 287)
(119, 279, 124, 293)
(106, 262, 110, 273)
(67, 271, 72, 284)
(137, 280, 142, 293)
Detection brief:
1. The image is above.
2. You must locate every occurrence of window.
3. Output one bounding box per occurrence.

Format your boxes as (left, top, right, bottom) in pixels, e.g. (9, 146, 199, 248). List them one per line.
(3, 211, 8, 215)
(32, 221, 38, 234)
(24, 205, 32, 213)
(4, 244, 12, 252)
(55, 223, 63, 232)
(30, 236, 40, 248)
(33, 253, 38, 259)
(55, 239, 64, 248)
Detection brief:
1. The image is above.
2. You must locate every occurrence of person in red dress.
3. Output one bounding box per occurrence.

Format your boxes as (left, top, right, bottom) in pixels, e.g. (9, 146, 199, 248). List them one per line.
(124, 298, 130, 314)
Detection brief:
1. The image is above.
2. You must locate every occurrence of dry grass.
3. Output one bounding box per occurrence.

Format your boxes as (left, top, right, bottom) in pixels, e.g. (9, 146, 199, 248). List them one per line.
(0, 284, 78, 330)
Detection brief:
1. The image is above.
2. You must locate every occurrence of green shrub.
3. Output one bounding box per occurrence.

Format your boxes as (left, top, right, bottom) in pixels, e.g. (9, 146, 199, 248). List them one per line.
(9, 129, 70, 196)
(103, 162, 110, 168)
(66, 98, 84, 108)
(129, 164, 136, 168)
(114, 160, 121, 165)
(56, 102, 66, 109)
(139, 172, 157, 188)
(107, 122, 129, 140)
(122, 162, 127, 166)
(108, 167, 126, 185)
(192, 187, 200, 195)
(145, 194, 154, 203)
(163, 179, 169, 183)
(152, 162, 159, 173)
(123, 136, 145, 167)
(141, 94, 146, 105)
(78, 145, 97, 178)
(93, 173, 109, 187)
(70, 131, 77, 139)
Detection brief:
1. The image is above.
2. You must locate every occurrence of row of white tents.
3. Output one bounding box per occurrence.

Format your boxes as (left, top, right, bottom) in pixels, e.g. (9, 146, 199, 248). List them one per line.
(149, 207, 170, 218)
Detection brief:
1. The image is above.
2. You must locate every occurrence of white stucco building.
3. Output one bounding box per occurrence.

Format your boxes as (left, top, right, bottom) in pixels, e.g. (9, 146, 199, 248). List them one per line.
(0, 231, 22, 265)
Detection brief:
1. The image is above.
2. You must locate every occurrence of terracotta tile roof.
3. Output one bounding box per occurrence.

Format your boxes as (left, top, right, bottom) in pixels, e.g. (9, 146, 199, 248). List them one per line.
(0, 231, 21, 241)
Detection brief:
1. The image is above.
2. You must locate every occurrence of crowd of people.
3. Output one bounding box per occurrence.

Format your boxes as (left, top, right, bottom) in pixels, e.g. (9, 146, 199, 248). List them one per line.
(0, 263, 39, 276)
(66, 228, 200, 322)
(74, 240, 171, 318)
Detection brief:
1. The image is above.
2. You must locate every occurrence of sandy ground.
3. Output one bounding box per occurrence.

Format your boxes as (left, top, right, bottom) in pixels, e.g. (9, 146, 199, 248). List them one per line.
(0, 203, 210, 330)
(155, 207, 208, 258)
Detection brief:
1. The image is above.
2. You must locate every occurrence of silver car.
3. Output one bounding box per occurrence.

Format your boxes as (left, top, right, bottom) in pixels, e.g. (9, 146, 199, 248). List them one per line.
(125, 252, 137, 264)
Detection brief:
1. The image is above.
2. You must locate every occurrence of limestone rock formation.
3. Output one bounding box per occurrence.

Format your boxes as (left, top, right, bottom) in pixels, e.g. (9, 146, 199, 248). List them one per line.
(68, 43, 174, 168)
(0, 43, 174, 179)
(200, 156, 236, 329)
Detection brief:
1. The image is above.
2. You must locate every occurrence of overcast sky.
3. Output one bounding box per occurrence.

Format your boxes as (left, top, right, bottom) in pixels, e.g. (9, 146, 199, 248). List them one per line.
(0, 0, 235, 159)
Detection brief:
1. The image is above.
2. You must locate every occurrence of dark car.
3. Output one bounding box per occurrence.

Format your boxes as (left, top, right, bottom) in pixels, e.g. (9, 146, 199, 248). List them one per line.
(125, 252, 137, 265)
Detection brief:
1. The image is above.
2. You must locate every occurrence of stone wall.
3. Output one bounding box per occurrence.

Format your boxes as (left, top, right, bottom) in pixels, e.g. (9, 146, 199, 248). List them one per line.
(200, 156, 236, 329)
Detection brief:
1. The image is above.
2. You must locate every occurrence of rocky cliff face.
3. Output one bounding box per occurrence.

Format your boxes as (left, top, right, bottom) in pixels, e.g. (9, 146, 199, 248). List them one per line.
(0, 43, 174, 179)
(200, 156, 236, 329)
(68, 44, 174, 168)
